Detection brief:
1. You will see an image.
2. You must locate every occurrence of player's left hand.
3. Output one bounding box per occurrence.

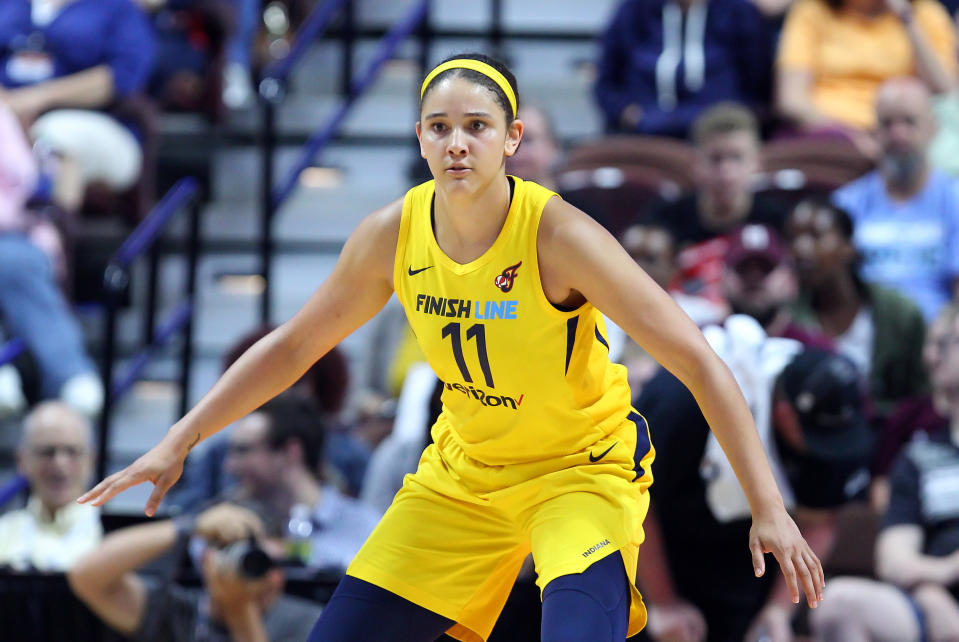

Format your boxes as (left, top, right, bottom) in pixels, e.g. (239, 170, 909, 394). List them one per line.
(748, 506, 824, 609)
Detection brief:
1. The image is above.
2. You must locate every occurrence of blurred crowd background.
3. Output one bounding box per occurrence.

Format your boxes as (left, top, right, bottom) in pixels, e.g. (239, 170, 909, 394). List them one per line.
(0, 0, 958, 640)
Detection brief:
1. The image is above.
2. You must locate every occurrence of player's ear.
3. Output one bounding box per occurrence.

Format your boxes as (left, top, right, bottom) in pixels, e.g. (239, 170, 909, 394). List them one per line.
(415, 122, 426, 159)
(504, 118, 523, 157)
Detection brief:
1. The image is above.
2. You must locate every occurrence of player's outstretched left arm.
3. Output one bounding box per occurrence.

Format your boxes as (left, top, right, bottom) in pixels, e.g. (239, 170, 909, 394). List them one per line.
(537, 198, 825, 608)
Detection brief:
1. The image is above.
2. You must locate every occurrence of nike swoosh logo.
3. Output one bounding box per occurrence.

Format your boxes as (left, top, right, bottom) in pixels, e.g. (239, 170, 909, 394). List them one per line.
(408, 265, 433, 276)
(588, 442, 617, 463)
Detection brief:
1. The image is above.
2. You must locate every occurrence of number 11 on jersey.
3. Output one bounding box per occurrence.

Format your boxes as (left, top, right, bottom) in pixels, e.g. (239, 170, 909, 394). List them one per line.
(442, 322, 495, 388)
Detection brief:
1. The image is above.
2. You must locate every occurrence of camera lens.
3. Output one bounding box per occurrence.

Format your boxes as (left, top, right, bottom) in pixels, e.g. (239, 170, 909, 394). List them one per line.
(221, 539, 276, 580)
(238, 546, 274, 579)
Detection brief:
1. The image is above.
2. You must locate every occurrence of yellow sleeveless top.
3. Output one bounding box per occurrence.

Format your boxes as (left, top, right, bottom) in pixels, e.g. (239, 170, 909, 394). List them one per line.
(393, 177, 633, 466)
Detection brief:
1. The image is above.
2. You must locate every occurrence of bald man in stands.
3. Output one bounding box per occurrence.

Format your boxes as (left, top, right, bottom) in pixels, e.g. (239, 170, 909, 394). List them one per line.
(834, 76, 959, 321)
(0, 402, 101, 571)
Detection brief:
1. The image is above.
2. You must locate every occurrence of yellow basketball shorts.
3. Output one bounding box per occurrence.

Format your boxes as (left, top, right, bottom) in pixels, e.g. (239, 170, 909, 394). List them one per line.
(346, 410, 655, 642)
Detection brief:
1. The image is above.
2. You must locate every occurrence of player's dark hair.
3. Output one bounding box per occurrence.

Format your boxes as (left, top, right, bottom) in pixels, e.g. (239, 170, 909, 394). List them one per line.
(420, 52, 520, 124)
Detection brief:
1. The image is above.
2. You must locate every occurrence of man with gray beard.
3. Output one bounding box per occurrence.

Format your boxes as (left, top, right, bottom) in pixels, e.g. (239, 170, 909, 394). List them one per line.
(833, 77, 959, 322)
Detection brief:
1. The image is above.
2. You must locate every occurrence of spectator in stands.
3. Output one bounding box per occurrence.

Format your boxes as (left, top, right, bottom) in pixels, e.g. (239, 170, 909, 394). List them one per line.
(750, 0, 797, 19)
(722, 223, 835, 350)
(623, 223, 720, 323)
(647, 103, 785, 306)
(360, 363, 442, 515)
(775, 0, 955, 145)
(350, 389, 397, 451)
(786, 197, 926, 417)
(169, 325, 369, 511)
(505, 103, 562, 192)
(0, 0, 156, 213)
(618, 223, 724, 395)
(870, 303, 958, 510)
(0, 402, 100, 571)
(809, 315, 959, 641)
(69, 501, 321, 641)
(222, 395, 380, 572)
(222, 0, 259, 109)
(137, 0, 232, 116)
(833, 77, 959, 321)
(594, 0, 772, 138)
(637, 345, 872, 642)
(0, 101, 102, 419)
(220, 325, 369, 496)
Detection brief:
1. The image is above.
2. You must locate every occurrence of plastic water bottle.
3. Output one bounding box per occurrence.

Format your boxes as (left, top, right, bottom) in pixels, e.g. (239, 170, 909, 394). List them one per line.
(286, 503, 314, 564)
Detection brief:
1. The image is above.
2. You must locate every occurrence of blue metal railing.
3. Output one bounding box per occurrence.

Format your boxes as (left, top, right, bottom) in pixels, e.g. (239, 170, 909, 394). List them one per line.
(109, 301, 193, 402)
(112, 178, 200, 269)
(97, 177, 202, 482)
(0, 475, 27, 510)
(274, 0, 429, 207)
(0, 338, 25, 368)
(260, 0, 351, 88)
(257, 0, 430, 323)
(256, 0, 354, 323)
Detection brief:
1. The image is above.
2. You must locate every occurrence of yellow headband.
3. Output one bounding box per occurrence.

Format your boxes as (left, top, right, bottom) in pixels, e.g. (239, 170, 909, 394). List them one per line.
(420, 59, 517, 118)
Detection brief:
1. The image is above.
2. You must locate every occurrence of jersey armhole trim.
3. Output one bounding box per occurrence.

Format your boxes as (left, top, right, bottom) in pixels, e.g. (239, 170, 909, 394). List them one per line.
(530, 194, 591, 321)
(392, 187, 417, 304)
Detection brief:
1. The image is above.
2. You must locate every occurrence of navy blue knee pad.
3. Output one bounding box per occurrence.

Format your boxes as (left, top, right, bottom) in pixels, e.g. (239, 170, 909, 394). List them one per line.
(541, 551, 630, 642)
(307, 576, 454, 642)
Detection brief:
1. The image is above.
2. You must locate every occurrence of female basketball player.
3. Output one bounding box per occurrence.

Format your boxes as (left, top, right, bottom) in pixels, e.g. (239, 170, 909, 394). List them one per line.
(80, 54, 825, 642)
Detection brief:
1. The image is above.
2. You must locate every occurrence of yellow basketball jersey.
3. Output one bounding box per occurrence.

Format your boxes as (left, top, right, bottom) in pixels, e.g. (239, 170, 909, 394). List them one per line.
(393, 177, 633, 466)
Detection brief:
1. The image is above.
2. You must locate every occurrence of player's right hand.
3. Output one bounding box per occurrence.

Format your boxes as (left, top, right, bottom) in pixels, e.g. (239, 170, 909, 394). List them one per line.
(77, 435, 187, 517)
(646, 601, 708, 642)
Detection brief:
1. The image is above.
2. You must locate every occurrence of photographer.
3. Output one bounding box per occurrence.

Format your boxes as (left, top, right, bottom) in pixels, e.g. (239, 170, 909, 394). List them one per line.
(68, 502, 321, 641)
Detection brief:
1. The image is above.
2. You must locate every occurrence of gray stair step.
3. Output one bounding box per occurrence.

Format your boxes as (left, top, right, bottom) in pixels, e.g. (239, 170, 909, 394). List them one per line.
(355, 0, 618, 32)
(209, 143, 412, 208)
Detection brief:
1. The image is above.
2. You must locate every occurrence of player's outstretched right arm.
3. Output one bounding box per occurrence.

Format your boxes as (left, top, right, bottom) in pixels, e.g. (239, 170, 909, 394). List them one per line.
(78, 200, 403, 516)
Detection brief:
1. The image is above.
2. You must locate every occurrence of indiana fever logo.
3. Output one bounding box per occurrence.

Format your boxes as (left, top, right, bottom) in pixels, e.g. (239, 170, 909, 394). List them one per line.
(494, 261, 522, 293)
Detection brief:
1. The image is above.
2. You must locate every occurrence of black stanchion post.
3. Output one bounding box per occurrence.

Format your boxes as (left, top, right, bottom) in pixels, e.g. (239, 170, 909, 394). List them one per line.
(341, 0, 355, 98)
(97, 265, 128, 483)
(144, 244, 160, 346)
(490, 0, 503, 59)
(258, 77, 284, 325)
(415, 0, 432, 163)
(418, 0, 432, 80)
(179, 198, 202, 417)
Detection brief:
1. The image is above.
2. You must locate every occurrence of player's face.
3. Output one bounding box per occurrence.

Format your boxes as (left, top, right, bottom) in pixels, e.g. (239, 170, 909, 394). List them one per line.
(417, 76, 522, 196)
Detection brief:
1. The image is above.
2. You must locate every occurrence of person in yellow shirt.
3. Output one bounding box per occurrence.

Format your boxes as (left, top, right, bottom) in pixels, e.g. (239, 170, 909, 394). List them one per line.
(79, 53, 824, 642)
(776, 0, 956, 138)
